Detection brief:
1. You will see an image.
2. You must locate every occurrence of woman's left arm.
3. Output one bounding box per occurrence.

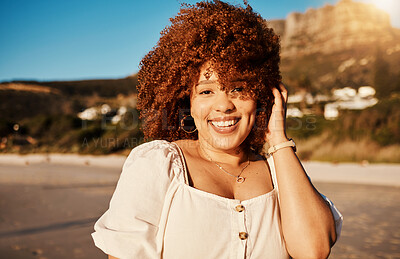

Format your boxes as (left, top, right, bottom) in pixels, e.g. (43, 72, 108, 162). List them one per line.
(266, 83, 338, 259)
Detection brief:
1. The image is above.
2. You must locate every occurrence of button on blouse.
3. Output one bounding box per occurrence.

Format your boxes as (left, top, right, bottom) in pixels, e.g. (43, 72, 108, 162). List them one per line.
(92, 140, 343, 259)
(235, 205, 245, 212)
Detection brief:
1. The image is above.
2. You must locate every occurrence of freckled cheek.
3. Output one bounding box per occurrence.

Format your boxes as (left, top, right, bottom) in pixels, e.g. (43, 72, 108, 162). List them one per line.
(190, 100, 211, 126)
(237, 101, 256, 115)
(239, 102, 257, 127)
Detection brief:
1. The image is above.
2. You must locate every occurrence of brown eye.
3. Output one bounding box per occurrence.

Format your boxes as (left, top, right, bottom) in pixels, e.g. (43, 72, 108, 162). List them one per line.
(200, 90, 212, 95)
(231, 87, 243, 93)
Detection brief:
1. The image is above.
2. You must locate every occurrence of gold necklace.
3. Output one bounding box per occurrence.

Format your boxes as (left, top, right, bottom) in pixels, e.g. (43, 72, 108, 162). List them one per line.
(200, 145, 250, 183)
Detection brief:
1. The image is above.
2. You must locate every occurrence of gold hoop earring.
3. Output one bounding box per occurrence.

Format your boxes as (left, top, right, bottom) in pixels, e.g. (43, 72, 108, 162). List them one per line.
(180, 115, 197, 134)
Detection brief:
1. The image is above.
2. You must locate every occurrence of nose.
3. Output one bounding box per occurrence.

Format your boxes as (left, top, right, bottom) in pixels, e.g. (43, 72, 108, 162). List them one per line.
(214, 91, 235, 113)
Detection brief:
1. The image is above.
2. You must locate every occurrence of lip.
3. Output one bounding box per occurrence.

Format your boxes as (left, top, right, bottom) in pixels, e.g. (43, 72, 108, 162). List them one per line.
(208, 116, 240, 134)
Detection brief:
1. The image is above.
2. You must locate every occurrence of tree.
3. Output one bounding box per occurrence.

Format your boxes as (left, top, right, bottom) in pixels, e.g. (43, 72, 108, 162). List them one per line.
(373, 47, 395, 98)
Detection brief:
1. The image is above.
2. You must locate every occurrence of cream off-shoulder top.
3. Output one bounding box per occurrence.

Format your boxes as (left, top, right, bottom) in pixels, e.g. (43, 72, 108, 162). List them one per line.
(92, 140, 343, 259)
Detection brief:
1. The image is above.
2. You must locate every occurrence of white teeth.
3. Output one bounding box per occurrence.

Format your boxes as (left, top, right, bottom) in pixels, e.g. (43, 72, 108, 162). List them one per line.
(211, 120, 237, 127)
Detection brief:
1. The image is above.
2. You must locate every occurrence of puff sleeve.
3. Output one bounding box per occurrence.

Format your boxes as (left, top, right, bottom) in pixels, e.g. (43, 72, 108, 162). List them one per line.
(91, 140, 177, 259)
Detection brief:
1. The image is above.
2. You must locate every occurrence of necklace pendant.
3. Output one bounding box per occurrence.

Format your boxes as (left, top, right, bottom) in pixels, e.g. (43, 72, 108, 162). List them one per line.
(236, 177, 245, 183)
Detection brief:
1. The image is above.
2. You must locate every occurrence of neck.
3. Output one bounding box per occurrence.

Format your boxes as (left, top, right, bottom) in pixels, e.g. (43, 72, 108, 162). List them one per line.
(197, 139, 249, 167)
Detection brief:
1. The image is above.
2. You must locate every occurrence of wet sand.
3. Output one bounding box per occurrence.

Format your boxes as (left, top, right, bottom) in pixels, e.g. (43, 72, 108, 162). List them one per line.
(0, 155, 399, 258)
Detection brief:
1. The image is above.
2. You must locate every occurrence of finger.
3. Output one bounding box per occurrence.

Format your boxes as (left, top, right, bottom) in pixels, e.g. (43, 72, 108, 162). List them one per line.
(278, 82, 287, 92)
(272, 87, 282, 106)
(272, 86, 286, 108)
(278, 83, 288, 103)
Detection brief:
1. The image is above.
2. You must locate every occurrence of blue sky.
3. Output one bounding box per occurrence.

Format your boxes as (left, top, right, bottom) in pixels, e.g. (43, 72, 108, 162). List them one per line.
(0, 0, 398, 82)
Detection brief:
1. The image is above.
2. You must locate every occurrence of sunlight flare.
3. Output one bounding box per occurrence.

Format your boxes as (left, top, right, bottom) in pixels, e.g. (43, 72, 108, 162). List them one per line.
(370, 0, 396, 12)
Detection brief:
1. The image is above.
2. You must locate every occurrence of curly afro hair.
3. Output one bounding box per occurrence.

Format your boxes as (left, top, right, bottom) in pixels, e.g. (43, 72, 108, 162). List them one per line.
(137, 0, 281, 153)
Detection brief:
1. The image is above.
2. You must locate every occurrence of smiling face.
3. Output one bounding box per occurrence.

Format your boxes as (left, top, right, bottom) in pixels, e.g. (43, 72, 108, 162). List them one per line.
(190, 64, 257, 152)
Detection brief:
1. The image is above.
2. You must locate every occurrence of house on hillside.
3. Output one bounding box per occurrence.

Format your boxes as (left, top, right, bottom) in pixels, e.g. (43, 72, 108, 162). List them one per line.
(324, 86, 378, 120)
(78, 107, 98, 120)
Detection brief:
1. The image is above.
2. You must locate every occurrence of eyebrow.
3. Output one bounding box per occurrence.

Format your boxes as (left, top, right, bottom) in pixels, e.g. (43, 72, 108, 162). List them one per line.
(197, 78, 247, 86)
(197, 80, 218, 86)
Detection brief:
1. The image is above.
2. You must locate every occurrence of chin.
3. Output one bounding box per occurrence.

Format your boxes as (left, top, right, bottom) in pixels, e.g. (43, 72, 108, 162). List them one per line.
(198, 122, 251, 151)
(207, 134, 246, 151)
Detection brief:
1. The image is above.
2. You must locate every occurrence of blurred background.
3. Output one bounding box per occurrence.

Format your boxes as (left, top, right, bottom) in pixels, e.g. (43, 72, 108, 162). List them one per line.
(0, 0, 399, 258)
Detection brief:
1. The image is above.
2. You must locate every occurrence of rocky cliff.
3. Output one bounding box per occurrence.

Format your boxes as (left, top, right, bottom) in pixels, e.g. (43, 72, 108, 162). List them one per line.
(266, 0, 400, 91)
(268, 0, 400, 57)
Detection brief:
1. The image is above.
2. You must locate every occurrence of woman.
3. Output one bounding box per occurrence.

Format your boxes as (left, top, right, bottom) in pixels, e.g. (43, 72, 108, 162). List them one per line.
(92, 1, 343, 258)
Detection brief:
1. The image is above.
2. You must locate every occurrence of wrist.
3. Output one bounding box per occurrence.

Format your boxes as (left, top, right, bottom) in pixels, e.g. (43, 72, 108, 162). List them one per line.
(266, 135, 288, 147)
(267, 138, 296, 155)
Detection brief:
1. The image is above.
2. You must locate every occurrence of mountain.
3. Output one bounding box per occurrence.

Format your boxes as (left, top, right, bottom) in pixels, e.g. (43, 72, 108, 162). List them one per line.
(0, 76, 138, 120)
(2, 0, 399, 121)
(267, 0, 400, 92)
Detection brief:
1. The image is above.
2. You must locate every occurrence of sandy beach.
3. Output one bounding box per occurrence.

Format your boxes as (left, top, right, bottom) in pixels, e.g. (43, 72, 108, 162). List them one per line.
(1, 153, 399, 186)
(0, 154, 399, 258)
